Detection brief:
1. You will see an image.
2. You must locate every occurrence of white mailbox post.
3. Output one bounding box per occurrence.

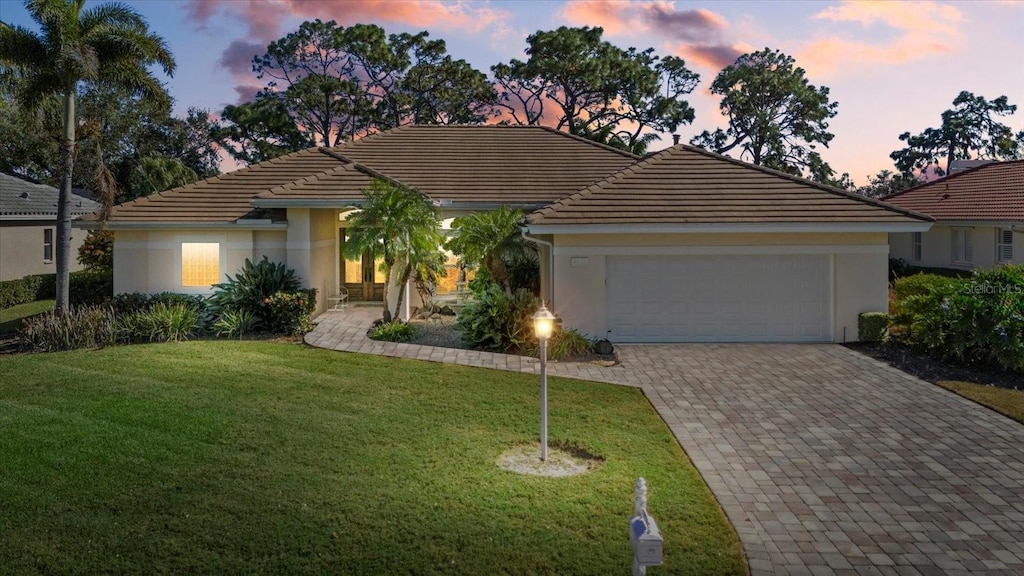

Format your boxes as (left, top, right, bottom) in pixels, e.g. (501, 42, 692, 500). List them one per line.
(630, 478, 663, 575)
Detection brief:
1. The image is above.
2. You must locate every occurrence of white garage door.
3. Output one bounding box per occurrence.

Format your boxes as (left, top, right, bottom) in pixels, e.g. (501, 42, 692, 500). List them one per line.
(606, 255, 831, 343)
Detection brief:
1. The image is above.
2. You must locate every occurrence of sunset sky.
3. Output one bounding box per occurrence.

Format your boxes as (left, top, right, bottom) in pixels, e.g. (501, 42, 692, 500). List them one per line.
(3, 0, 1023, 184)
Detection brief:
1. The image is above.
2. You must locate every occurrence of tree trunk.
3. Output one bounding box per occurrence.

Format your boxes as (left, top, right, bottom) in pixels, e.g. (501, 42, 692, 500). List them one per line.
(393, 262, 412, 321)
(382, 260, 392, 322)
(56, 88, 76, 313)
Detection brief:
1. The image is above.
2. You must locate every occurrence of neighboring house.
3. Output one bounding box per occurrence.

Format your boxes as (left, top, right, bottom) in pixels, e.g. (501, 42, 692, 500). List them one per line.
(80, 125, 931, 343)
(0, 173, 99, 282)
(883, 160, 1024, 271)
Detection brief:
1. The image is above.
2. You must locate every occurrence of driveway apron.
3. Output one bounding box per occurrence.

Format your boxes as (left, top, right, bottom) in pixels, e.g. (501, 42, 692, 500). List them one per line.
(308, 310, 1024, 575)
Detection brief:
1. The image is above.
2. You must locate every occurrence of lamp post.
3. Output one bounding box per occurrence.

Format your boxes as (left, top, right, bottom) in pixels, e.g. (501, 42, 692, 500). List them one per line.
(532, 303, 555, 461)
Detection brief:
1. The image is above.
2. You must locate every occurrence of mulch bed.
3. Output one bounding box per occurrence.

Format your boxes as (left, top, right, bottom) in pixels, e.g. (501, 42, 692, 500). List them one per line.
(846, 342, 1022, 390)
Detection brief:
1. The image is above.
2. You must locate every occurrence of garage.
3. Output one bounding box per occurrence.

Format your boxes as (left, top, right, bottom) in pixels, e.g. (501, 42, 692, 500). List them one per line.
(524, 143, 933, 344)
(605, 254, 831, 343)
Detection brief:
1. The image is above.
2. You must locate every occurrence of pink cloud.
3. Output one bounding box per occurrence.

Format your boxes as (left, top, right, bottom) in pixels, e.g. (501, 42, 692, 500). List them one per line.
(799, 1, 964, 76)
(187, 0, 508, 41)
(561, 1, 743, 71)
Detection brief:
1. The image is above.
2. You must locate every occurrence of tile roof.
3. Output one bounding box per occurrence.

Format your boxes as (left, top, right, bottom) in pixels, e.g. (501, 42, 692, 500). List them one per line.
(318, 125, 639, 204)
(881, 160, 1024, 222)
(527, 144, 932, 226)
(0, 173, 100, 217)
(97, 125, 640, 225)
(87, 147, 340, 224)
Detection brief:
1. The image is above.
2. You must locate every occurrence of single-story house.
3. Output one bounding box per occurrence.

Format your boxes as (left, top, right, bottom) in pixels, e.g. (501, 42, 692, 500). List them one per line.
(81, 125, 932, 343)
(883, 160, 1024, 271)
(0, 172, 99, 281)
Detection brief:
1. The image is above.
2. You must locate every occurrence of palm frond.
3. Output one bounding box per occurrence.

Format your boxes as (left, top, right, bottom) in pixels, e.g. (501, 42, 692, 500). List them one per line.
(0, 23, 49, 69)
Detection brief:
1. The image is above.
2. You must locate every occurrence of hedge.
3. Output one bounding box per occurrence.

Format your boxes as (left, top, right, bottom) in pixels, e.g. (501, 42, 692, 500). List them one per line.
(0, 270, 113, 310)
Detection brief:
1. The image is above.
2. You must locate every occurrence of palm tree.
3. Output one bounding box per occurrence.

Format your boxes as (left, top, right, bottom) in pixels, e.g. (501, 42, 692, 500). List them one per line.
(445, 205, 537, 293)
(344, 179, 441, 321)
(0, 0, 174, 312)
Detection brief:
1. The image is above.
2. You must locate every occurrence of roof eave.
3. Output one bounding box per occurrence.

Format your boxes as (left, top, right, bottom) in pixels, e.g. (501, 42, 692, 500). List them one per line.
(523, 222, 935, 235)
(74, 220, 289, 230)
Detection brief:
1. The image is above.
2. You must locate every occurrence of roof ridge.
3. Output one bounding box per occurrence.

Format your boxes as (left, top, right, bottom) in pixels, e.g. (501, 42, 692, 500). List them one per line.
(528, 144, 933, 225)
(535, 125, 643, 160)
(529, 145, 682, 220)
(671, 143, 933, 222)
(881, 158, 1024, 201)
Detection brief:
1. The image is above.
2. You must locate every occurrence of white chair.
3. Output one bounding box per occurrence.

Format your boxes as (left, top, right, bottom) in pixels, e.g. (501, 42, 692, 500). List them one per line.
(328, 287, 349, 311)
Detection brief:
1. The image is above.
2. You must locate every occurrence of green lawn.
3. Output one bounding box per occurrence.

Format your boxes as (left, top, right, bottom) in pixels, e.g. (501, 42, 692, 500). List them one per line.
(0, 300, 54, 335)
(938, 380, 1024, 424)
(0, 341, 744, 575)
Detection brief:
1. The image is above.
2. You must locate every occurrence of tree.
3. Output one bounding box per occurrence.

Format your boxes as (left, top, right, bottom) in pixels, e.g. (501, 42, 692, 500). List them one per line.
(214, 96, 314, 165)
(342, 179, 441, 321)
(252, 20, 494, 146)
(0, 0, 174, 311)
(890, 91, 1024, 177)
(128, 156, 198, 197)
(493, 26, 699, 154)
(806, 151, 853, 190)
(855, 169, 922, 198)
(691, 48, 838, 177)
(445, 206, 537, 294)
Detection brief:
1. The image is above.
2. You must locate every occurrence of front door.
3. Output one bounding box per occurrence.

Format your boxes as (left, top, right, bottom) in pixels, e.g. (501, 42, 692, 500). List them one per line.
(342, 233, 386, 301)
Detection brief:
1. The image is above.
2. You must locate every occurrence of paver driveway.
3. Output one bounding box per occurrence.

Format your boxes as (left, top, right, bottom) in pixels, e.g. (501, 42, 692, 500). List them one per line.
(308, 310, 1024, 575)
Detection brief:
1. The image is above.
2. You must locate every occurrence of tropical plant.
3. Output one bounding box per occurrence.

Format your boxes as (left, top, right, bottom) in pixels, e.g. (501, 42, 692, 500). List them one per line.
(208, 257, 301, 326)
(445, 206, 537, 294)
(456, 284, 540, 352)
(0, 0, 175, 312)
(368, 320, 416, 342)
(211, 309, 260, 339)
(343, 179, 441, 320)
(117, 302, 203, 343)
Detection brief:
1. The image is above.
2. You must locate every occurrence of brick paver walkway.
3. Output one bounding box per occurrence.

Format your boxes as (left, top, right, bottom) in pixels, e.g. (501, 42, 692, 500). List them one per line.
(307, 309, 1024, 575)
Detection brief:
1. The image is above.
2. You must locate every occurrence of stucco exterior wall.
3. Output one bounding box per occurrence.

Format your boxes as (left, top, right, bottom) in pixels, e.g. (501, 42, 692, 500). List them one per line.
(112, 228, 287, 295)
(0, 222, 89, 281)
(308, 209, 337, 314)
(549, 232, 891, 343)
(890, 225, 1024, 271)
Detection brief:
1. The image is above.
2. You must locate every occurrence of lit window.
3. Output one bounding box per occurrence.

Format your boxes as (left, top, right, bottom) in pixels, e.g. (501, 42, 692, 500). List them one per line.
(997, 228, 1014, 262)
(181, 243, 220, 287)
(951, 228, 973, 265)
(43, 229, 53, 262)
(912, 232, 922, 263)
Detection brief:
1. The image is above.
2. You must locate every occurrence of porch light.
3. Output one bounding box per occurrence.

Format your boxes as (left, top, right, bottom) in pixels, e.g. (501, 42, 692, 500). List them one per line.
(532, 303, 556, 461)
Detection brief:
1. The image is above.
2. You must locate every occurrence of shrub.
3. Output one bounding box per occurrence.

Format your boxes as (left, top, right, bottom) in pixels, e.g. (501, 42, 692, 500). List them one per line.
(117, 302, 203, 343)
(67, 270, 113, 306)
(113, 292, 208, 317)
(0, 275, 46, 309)
(892, 273, 962, 302)
(858, 312, 888, 343)
(266, 289, 317, 335)
(208, 257, 301, 326)
(77, 229, 113, 270)
(20, 305, 117, 351)
(456, 283, 540, 352)
(528, 327, 594, 361)
(369, 320, 416, 342)
(893, 265, 1024, 372)
(212, 309, 261, 339)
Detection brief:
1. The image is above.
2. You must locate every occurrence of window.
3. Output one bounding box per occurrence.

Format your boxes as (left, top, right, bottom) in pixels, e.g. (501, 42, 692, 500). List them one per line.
(181, 242, 220, 287)
(997, 228, 1014, 262)
(951, 228, 973, 265)
(912, 232, 922, 263)
(43, 228, 53, 262)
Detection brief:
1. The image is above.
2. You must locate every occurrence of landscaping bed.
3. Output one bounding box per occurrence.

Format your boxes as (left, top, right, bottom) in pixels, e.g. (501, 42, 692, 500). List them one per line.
(0, 341, 745, 575)
(847, 341, 1022, 390)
